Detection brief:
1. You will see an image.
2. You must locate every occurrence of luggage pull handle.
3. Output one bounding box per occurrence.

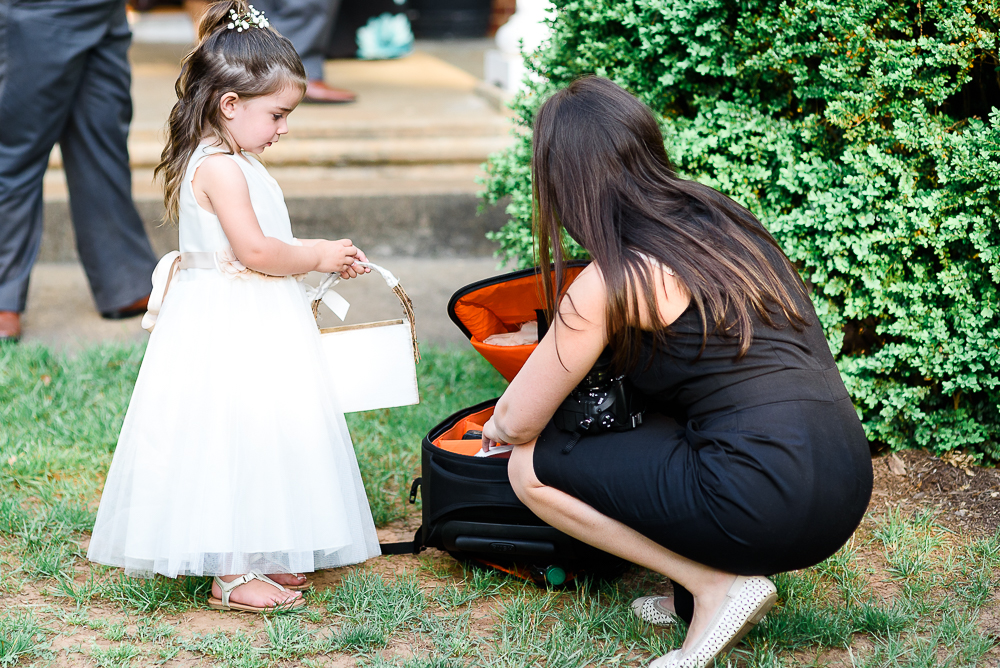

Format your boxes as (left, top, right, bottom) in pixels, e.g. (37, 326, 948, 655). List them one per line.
(379, 526, 424, 555)
(378, 478, 424, 555)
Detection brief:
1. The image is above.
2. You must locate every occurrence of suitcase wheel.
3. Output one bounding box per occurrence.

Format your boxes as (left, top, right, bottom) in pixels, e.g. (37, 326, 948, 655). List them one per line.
(541, 565, 566, 586)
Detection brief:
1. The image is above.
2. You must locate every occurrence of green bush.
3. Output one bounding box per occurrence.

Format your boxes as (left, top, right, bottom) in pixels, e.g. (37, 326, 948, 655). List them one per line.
(482, 0, 1000, 458)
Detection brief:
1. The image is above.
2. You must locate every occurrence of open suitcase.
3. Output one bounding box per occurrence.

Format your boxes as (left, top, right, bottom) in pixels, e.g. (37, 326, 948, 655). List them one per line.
(381, 264, 628, 587)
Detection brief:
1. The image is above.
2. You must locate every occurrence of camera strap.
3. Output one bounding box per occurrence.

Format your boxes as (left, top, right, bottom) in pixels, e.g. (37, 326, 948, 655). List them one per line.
(561, 433, 582, 454)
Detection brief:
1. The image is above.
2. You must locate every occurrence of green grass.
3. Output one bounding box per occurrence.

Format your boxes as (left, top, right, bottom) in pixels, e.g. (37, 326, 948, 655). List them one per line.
(98, 572, 212, 613)
(0, 609, 51, 666)
(184, 630, 268, 668)
(1, 341, 999, 667)
(89, 641, 142, 668)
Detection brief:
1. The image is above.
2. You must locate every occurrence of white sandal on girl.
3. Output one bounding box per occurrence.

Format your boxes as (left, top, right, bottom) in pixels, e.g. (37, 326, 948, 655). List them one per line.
(207, 571, 305, 613)
(631, 596, 679, 626)
(649, 575, 776, 668)
(277, 574, 312, 591)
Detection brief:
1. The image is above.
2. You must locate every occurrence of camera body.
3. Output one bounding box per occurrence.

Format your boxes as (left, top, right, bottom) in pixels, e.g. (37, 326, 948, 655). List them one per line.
(553, 349, 646, 435)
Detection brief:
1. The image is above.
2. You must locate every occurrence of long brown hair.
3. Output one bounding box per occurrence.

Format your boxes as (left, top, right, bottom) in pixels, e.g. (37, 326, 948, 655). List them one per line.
(533, 76, 808, 371)
(154, 0, 306, 222)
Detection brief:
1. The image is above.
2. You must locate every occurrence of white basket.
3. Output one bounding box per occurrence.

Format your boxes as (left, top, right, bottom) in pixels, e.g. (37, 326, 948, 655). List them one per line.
(312, 262, 420, 414)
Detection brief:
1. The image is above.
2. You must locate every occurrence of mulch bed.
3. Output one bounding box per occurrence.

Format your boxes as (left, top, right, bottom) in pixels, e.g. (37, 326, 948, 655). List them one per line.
(871, 449, 1000, 536)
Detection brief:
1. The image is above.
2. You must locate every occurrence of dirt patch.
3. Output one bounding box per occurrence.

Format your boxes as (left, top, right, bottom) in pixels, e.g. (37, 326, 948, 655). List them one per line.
(12, 451, 1000, 668)
(871, 450, 1000, 535)
(178, 608, 259, 635)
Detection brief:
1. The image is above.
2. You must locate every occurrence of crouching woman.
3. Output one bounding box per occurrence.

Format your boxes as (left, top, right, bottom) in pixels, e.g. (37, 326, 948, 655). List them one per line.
(480, 77, 873, 668)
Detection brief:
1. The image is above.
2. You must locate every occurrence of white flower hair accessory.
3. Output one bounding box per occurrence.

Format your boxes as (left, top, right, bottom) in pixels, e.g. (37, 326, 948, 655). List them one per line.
(227, 5, 269, 32)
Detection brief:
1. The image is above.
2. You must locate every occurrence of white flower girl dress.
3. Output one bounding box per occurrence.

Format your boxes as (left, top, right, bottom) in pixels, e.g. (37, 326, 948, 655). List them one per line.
(88, 143, 381, 578)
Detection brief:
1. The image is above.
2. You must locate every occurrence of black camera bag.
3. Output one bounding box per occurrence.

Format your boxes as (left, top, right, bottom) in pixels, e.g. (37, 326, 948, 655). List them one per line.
(380, 264, 627, 586)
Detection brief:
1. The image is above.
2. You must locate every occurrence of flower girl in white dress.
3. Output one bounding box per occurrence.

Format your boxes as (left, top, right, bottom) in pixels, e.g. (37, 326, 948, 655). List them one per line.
(87, 0, 381, 612)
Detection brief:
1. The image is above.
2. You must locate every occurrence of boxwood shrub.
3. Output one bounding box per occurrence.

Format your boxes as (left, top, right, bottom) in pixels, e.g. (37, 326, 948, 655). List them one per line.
(482, 0, 1000, 458)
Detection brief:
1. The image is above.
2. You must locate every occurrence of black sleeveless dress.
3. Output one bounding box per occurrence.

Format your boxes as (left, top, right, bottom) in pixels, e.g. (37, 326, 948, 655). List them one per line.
(532, 293, 873, 578)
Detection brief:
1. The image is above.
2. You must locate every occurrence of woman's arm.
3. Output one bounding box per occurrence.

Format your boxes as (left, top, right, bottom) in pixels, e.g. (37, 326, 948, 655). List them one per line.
(482, 258, 691, 449)
(194, 156, 360, 276)
(483, 264, 609, 447)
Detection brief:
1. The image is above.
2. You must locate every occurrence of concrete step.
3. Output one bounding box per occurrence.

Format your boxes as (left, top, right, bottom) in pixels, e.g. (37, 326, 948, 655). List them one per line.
(39, 191, 507, 262)
(48, 51, 515, 169)
(48, 135, 512, 169)
(40, 164, 508, 262)
(43, 163, 493, 200)
(127, 115, 512, 142)
(22, 258, 507, 350)
(38, 45, 513, 263)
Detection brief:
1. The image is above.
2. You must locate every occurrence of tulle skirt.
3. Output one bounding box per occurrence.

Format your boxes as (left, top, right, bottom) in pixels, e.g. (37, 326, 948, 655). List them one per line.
(87, 269, 381, 578)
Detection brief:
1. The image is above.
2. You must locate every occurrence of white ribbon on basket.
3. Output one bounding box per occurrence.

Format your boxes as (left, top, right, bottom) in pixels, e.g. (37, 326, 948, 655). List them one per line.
(303, 273, 351, 321)
(309, 260, 419, 363)
(305, 261, 402, 322)
(357, 261, 400, 288)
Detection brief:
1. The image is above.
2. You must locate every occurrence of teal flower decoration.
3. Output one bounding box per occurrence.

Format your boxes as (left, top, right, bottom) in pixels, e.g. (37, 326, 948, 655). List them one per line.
(356, 13, 414, 60)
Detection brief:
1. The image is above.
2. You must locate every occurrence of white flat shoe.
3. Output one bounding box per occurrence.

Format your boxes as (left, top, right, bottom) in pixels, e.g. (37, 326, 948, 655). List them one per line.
(631, 596, 680, 626)
(647, 575, 777, 668)
(650, 650, 682, 667)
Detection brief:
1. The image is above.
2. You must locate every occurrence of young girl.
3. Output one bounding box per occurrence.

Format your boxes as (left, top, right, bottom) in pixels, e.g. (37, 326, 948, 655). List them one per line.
(87, 0, 381, 612)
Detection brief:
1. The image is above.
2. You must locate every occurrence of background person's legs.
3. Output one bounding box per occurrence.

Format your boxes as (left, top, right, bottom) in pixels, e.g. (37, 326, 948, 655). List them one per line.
(0, 1, 99, 323)
(253, 0, 354, 103)
(60, 2, 156, 315)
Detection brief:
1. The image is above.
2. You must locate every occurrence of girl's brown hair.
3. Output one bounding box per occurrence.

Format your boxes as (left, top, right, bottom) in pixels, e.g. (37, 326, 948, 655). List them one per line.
(533, 76, 809, 372)
(155, 0, 307, 221)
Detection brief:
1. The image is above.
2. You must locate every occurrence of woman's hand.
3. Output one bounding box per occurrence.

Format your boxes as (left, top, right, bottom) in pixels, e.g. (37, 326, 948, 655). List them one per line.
(481, 417, 507, 453)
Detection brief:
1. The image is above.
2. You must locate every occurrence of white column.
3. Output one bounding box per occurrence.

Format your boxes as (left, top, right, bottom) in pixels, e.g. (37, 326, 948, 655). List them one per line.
(484, 0, 554, 94)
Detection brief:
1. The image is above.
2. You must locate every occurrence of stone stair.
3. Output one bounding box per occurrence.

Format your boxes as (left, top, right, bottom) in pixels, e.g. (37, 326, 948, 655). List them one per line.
(41, 46, 516, 261)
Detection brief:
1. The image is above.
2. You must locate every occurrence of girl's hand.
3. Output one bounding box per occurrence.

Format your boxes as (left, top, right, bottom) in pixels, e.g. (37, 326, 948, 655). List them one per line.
(481, 417, 507, 453)
(314, 239, 361, 274)
(339, 246, 371, 280)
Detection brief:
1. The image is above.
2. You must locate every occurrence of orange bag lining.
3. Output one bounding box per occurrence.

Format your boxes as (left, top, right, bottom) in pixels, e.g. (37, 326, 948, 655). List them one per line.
(451, 273, 549, 344)
(431, 407, 513, 459)
(433, 406, 494, 456)
(451, 267, 586, 344)
(450, 267, 586, 383)
(468, 341, 533, 384)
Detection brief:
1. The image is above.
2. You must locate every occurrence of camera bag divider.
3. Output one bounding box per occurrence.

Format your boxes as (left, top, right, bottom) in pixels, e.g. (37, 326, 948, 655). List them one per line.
(378, 263, 627, 587)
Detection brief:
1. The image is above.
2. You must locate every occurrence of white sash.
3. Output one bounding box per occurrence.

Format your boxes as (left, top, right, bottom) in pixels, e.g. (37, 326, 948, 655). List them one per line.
(141, 248, 354, 332)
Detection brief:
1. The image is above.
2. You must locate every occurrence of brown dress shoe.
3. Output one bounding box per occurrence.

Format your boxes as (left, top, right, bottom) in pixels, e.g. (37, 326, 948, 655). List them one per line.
(0, 311, 21, 342)
(101, 294, 150, 320)
(303, 79, 357, 104)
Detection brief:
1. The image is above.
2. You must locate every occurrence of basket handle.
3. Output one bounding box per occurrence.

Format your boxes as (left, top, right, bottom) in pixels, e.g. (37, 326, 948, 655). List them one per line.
(310, 261, 420, 363)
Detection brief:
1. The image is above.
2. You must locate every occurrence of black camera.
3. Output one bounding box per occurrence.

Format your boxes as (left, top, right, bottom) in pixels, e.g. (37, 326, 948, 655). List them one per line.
(553, 348, 646, 435)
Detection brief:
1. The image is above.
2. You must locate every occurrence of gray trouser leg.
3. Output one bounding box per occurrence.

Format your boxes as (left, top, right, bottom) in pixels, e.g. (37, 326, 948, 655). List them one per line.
(254, 0, 342, 81)
(60, 2, 156, 313)
(0, 0, 156, 313)
(0, 1, 87, 312)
